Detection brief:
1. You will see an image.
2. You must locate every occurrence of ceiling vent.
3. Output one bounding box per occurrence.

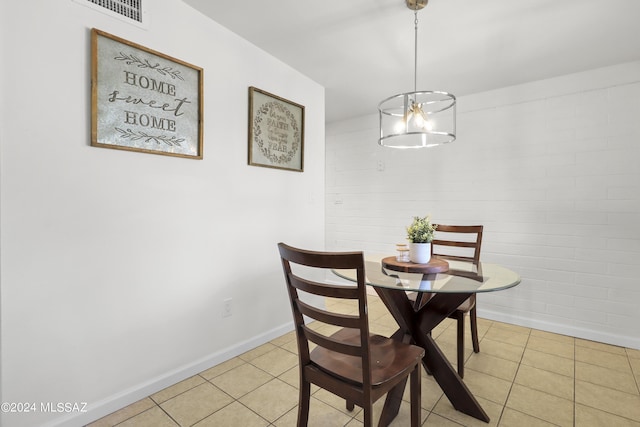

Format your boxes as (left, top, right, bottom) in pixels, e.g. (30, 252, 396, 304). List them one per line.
(72, 0, 146, 27)
(86, 0, 142, 22)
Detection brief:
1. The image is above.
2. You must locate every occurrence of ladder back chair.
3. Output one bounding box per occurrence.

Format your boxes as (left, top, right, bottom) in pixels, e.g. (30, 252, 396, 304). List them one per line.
(278, 243, 424, 427)
(412, 224, 484, 378)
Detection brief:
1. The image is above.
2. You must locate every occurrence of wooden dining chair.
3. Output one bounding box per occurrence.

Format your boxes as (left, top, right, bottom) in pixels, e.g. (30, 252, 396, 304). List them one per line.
(278, 243, 424, 427)
(411, 224, 484, 379)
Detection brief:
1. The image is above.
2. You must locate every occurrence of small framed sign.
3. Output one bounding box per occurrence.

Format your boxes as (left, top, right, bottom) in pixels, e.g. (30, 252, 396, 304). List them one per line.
(248, 87, 304, 172)
(91, 29, 203, 159)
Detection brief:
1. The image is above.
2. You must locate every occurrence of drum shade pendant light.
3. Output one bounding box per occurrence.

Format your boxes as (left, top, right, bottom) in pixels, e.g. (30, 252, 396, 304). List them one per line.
(378, 0, 456, 148)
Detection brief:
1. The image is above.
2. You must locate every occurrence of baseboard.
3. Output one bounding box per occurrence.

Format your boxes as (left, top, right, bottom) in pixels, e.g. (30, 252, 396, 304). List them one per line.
(43, 322, 295, 427)
(479, 309, 640, 351)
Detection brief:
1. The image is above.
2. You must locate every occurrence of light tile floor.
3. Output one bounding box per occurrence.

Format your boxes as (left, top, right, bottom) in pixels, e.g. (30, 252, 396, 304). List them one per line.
(88, 295, 640, 426)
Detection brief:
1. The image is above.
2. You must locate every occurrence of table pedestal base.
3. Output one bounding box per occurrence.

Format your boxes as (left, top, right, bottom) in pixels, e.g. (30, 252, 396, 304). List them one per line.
(374, 287, 490, 426)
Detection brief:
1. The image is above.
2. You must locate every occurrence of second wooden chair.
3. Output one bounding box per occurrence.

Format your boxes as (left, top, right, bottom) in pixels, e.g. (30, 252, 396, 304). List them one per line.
(412, 224, 483, 378)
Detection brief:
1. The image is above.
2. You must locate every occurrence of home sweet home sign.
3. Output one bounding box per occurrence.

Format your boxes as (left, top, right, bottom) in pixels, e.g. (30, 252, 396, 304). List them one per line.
(91, 29, 203, 159)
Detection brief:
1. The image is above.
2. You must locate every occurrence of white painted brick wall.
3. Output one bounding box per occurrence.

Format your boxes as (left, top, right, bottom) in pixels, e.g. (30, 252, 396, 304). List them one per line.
(326, 62, 640, 349)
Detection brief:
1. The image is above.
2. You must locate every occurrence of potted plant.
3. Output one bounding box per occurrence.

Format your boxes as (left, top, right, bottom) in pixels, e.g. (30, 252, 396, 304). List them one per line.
(406, 215, 437, 263)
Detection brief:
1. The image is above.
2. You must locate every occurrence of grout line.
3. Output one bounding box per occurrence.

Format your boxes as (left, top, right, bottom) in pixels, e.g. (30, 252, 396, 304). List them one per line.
(495, 323, 532, 426)
(156, 405, 180, 427)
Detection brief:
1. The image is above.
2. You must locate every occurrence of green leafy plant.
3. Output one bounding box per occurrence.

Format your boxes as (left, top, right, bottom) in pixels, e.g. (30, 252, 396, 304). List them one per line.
(406, 215, 437, 243)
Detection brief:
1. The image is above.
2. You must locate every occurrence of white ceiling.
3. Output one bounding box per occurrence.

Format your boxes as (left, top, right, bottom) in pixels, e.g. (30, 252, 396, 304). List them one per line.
(182, 0, 640, 123)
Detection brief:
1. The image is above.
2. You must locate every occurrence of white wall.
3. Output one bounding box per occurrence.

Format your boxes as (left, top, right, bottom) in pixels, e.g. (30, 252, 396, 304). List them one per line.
(0, 1, 324, 426)
(326, 61, 640, 350)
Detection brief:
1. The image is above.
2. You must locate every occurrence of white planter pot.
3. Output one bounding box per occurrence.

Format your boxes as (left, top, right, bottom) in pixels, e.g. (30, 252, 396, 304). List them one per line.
(409, 242, 431, 264)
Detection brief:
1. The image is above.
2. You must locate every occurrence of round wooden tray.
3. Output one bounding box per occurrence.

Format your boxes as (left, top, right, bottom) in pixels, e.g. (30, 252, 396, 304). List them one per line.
(382, 256, 449, 274)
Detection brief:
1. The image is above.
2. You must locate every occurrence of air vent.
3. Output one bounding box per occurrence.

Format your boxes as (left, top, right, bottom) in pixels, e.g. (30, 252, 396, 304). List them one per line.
(86, 0, 142, 22)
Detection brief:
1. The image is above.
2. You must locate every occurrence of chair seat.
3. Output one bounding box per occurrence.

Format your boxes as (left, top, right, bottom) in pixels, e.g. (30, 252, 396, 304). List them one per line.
(408, 292, 474, 313)
(456, 296, 475, 313)
(310, 328, 424, 387)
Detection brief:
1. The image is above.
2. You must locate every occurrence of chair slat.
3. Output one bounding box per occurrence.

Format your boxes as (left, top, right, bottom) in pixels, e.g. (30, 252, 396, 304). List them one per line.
(289, 274, 360, 299)
(433, 239, 478, 248)
(303, 326, 362, 357)
(297, 300, 361, 329)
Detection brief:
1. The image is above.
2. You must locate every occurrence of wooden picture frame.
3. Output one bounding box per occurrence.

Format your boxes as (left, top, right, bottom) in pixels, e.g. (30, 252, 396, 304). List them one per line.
(91, 29, 203, 159)
(248, 87, 304, 172)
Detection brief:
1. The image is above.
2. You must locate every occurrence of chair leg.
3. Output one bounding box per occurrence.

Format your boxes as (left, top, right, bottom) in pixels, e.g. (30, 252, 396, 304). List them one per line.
(346, 400, 354, 411)
(363, 401, 373, 427)
(410, 364, 421, 427)
(470, 306, 480, 353)
(456, 312, 465, 379)
(298, 380, 310, 427)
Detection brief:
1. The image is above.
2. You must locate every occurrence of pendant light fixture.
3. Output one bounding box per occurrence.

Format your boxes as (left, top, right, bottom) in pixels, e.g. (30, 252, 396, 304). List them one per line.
(378, 0, 456, 148)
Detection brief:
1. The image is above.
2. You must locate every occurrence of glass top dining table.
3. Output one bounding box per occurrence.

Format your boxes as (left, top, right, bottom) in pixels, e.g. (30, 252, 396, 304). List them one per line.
(332, 254, 521, 294)
(332, 253, 521, 425)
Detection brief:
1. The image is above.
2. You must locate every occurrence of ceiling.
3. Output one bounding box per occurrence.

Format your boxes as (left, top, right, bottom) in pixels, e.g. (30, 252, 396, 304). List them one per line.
(182, 0, 640, 123)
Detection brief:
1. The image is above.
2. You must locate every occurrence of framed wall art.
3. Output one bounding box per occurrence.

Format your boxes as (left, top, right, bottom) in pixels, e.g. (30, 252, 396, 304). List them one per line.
(248, 87, 304, 172)
(91, 28, 203, 159)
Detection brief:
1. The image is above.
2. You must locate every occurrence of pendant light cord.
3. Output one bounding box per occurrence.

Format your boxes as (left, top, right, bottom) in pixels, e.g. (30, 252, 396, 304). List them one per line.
(413, 10, 418, 95)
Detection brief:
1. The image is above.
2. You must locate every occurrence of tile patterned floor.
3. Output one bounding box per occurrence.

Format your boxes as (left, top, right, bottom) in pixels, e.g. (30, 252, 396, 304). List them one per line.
(88, 295, 640, 426)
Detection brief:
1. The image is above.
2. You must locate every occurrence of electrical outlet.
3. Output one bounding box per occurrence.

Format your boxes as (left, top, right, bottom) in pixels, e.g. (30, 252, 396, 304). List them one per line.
(223, 298, 232, 317)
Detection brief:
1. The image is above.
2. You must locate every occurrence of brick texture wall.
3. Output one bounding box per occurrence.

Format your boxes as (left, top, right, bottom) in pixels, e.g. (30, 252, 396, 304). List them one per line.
(326, 62, 640, 349)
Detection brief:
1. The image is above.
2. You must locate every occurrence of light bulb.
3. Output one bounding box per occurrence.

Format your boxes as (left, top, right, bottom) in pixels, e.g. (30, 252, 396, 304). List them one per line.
(408, 101, 433, 131)
(413, 111, 426, 128)
(422, 116, 433, 131)
(394, 119, 406, 133)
